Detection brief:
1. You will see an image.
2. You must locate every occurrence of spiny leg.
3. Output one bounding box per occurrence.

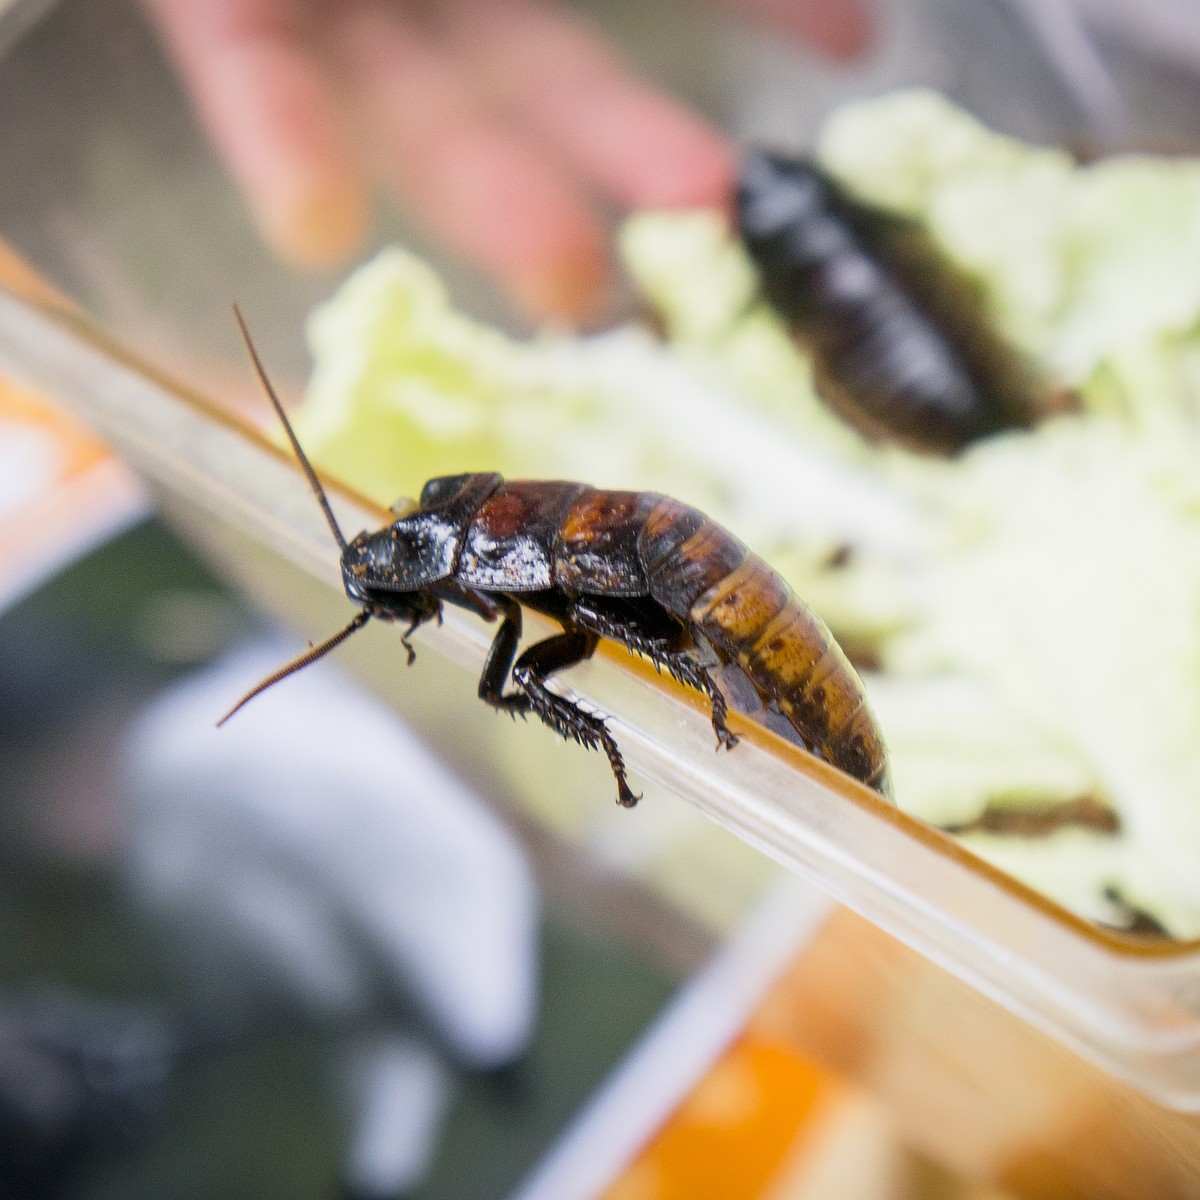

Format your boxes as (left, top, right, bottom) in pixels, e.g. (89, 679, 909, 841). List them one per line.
(643, 649, 738, 751)
(569, 601, 738, 751)
(672, 656, 738, 751)
(511, 630, 640, 808)
(569, 600, 681, 660)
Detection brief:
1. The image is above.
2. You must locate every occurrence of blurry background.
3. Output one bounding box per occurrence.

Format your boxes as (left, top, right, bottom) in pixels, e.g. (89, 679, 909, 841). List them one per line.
(4, 0, 1200, 1196)
(0, 515, 690, 1200)
(6, 0, 1200, 381)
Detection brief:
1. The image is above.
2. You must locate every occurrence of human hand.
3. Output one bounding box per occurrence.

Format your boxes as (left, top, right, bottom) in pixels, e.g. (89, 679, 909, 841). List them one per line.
(142, 0, 872, 321)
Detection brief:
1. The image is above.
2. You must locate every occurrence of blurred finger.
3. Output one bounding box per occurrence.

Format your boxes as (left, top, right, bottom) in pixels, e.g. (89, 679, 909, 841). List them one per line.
(141, 0, 367, 265)
(442, 0, 734, 210)
(726, 0, 874, 60)
(331, 1, 610, 321)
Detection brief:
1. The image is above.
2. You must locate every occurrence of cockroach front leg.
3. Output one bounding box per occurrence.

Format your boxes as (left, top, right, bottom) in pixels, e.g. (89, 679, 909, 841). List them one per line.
(477, 597, 527, 713)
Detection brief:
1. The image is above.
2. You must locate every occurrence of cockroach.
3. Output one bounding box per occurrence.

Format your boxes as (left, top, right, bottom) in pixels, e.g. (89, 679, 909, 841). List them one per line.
(221, 308, 892, 806)
(736, 149, 1061, 455)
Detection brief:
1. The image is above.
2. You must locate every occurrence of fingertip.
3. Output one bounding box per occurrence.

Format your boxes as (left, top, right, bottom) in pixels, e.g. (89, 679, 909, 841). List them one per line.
(624, 131, 736, 210)
(734, 0, 875, 62)
(815, 4, 874, 60)
(508, 248, 612, 325)
(784, 0, 875, 61)
(144, 0, 370, 269)
(256, 171, 370, 268)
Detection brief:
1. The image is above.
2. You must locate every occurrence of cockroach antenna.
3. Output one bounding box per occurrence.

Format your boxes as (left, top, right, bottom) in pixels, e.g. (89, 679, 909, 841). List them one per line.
(216, 612, 370, 726)
(218, 308, 373, 727)
(232, 304, 347, 551)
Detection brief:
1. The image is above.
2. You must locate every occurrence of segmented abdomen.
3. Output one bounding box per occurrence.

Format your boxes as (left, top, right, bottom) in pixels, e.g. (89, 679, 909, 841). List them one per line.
(736, 150, 1045, 455)
(640, 496, 890, 796)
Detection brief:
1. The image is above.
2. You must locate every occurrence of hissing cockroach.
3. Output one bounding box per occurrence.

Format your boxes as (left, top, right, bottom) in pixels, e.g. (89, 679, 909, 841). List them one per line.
(736, 149, 1058, 455)
(222, 309, 892, 806)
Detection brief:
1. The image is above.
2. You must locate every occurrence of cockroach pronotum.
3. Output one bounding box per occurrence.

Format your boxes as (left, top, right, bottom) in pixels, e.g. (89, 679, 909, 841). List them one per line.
(222, 309, 892, 805)
(736, 149, 1061, 455)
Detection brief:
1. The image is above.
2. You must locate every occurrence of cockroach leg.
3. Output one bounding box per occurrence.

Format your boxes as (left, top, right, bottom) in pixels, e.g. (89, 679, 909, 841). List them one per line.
(570, 600, 737, 751)
(510, 630, 639, 808)
(568, 599, 681, 658)
(477, 598, 526, 711)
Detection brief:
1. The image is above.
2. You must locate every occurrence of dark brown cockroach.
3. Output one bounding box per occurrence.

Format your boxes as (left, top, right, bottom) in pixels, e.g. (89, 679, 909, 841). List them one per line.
(222, 309, 892, 805)
(736, 150, 1063, 455)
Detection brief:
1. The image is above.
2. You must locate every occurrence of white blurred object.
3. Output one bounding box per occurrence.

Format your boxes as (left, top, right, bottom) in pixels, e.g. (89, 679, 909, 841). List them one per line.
(340, 1035, 453, 1200)
(116, 642, 540, 1192)
(119, 642, 538, 1064)
(0, 423, 59, 518)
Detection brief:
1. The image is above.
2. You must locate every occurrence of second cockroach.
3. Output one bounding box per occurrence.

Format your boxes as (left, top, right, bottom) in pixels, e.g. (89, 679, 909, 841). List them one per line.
(223, 310, 892, 805)
(737, 149, 1062, 455)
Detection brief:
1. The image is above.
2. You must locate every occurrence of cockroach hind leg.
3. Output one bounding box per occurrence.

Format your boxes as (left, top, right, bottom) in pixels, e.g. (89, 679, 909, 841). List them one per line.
(710, 688, 739, 751)
(658, 653, 738, 751)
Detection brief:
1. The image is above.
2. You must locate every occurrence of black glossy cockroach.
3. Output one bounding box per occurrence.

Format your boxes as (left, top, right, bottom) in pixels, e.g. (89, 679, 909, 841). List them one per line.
(736, 149, 1061, 455)
(222, 309, 892, 805)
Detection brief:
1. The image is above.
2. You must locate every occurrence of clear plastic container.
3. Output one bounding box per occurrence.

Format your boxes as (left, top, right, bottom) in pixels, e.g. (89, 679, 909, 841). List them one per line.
(5, 1, 1200, 1194)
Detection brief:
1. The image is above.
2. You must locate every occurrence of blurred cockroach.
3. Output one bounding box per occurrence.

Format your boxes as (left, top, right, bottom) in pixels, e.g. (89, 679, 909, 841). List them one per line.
(737, 150, 1064, 455)
(221, 309, 892, 805)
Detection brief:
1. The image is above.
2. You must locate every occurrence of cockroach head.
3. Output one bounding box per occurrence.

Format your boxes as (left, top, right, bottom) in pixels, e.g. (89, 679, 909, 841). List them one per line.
(737, 148, 828, 239)
(341, 530, 441, 627)
(341, 529, 390, 603)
